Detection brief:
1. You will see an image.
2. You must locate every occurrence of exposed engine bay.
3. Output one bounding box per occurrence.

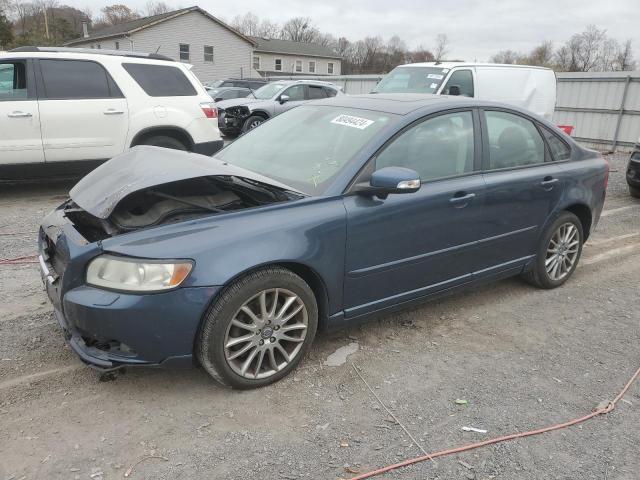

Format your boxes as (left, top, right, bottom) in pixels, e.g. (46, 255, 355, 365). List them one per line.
(65, 175, 300, 241)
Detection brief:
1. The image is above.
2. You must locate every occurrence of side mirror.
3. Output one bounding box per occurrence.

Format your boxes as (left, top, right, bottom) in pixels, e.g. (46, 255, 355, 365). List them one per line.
(448, 85, 461, 96)
(214, 97, 223, 102)
(356, 166, 421, 198)
(279, 94, 290, 104)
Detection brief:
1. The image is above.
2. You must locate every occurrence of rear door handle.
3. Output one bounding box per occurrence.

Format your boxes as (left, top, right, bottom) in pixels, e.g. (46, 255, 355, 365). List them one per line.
(449, 192, 476, 208)
(540, 176, 559, 189)
(103, 109, 125, 115)
(8, 111, 32, 118)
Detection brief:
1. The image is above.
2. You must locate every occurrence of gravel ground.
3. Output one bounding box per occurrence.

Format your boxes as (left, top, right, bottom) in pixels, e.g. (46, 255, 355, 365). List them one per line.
(0, 153, 638, 480)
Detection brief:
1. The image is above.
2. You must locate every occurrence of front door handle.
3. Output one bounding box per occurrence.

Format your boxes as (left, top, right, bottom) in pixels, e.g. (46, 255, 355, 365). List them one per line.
(540, 176, 559, 190)
(8, 111, 32, 118)
(449, 192, 476, 208)
(103, 109, 125, 115)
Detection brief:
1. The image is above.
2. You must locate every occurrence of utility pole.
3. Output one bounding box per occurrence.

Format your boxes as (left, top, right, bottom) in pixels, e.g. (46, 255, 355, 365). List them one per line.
(43, 5, 50, 40)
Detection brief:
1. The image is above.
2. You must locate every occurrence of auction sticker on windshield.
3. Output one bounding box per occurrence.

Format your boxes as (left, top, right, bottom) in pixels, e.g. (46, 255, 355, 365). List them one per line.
(427, 74, 444, 79)
(331, 114, 375, 130)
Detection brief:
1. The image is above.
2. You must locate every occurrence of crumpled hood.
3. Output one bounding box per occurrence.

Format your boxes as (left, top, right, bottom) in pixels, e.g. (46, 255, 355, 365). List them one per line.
(70, 146, 299, 219)
(215, 97, 263, 109)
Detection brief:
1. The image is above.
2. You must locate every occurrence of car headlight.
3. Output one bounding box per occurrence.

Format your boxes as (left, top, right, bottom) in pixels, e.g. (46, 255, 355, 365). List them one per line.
(86, 255, 193, 292)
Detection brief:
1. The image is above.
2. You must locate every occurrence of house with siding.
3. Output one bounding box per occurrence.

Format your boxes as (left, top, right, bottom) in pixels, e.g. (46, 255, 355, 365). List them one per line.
(249, 37, 342, 76)
(64, 7, 257, 81)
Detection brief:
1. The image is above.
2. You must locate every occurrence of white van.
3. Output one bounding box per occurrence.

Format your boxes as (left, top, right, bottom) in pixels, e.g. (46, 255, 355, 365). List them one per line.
(372, 62, 556, 120)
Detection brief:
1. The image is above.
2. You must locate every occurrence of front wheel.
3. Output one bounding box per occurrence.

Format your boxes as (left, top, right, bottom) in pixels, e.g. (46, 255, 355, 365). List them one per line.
(523, 212, 584, 289)
(242, 115, 266, 132)
(197, 267, 318, 389)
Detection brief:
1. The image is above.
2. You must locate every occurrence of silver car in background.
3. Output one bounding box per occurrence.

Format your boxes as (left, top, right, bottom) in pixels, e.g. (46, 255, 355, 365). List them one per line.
(216, 79, 342, 136)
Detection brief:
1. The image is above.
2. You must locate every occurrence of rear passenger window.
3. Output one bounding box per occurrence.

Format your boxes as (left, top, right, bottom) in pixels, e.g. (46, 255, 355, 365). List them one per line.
(485, 111, 545, 169)
(307, 85, 327, 100)
(123, 63, 197, 97)
(376, 111, 475, 181)
(40, 60, 117, 99)
(541, 127, 571, 161)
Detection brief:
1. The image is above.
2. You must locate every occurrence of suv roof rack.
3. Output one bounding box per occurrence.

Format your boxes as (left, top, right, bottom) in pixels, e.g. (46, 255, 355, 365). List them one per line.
(8, 46, 174, 62)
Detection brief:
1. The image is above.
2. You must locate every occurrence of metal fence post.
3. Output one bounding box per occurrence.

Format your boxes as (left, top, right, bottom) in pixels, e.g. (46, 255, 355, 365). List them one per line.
(611, 75, 631, 153)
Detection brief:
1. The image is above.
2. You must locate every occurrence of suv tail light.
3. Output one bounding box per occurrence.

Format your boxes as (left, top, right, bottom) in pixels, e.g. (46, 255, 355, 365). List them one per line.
(200, 102, 217, 119)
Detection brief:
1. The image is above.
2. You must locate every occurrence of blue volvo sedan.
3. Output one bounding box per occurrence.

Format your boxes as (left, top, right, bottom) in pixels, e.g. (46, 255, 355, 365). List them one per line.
(38, 94, 609, 388)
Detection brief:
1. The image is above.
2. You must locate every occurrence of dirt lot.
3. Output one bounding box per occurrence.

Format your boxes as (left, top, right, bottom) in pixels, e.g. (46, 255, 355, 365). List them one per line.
(1, 154, 638, 480)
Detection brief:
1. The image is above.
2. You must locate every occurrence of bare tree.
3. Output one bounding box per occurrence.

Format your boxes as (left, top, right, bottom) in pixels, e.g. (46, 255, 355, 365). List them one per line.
(526, 40, 554, 67)
(615, 39, 636, 71)
(280, 16, 319, 43)
(433, 33, 449, 61)
(144, 1, 169, 16)
(490, 49, 521, 64)
(99, 4, 139, 26)
(230, 11, 259, 36)
(257, 18, 279, 38)
(407, 44, 435, 63)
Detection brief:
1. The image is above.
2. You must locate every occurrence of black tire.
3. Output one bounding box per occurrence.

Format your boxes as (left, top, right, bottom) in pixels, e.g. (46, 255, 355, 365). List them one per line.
(140, 135, 187, 151)
(629, 185, 640, 199)
(197, 267, 318, 389)
(242, 115, 266, 132)
(523, 211, 584, 289)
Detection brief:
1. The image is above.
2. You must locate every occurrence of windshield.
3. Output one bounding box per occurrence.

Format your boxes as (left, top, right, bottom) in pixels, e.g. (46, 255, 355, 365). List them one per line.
(373, 66, 449, 94)
(252, 82, 287, 100)
(215, 105, 397, 195)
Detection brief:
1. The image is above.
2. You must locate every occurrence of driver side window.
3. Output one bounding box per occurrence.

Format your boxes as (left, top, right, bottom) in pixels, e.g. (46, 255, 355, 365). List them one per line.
(442, 70, 474, 97)
(375, 111, 475, 182)
(282, 84, 305, 101)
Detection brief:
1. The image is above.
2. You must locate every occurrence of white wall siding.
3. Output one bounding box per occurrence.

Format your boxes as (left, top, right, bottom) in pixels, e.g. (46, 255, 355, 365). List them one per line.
(72, 11, 254, 82)
(255, 52, 341, 76)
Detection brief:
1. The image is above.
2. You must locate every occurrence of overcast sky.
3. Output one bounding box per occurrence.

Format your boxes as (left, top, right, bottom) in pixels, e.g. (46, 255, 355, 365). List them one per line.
(69, 0, 639, 61)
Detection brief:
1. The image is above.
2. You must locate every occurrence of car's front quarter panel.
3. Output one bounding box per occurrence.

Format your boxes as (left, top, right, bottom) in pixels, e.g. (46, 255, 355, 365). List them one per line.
(101, 197, 348, 315)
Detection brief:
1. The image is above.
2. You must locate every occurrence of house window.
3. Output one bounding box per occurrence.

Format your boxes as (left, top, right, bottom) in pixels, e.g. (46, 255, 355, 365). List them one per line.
(179, 43, 190, 61)
(96, 44, 101, 49)
(275, 58, 282, 71)
(115, 41, 120, 50)
(295, 60, 302, 73)
(327, 62, 334, 74)
(204, 45, 214, 63)
(308, 61, 316, 73)
(253, 55, 260, 70)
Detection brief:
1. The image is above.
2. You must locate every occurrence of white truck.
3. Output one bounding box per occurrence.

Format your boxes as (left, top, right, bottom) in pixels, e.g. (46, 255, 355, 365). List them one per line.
(372, 62, 557, 120)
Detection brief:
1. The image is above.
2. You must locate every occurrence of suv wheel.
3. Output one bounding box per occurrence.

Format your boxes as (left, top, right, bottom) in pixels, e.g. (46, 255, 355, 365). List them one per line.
(141, 135, 187, 150)
(242, 115, 266, 132)
(629, 185, 640, 198)
(197, 267, 318, 389)
(523, 211, 583, 289)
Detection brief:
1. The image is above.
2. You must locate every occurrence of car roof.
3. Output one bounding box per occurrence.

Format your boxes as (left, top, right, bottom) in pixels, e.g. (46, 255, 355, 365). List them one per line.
(268, 79, 339, 88)
(397, 61, 553, 71)
(310, 93, 546, 118)
(7, 46, 174, 62)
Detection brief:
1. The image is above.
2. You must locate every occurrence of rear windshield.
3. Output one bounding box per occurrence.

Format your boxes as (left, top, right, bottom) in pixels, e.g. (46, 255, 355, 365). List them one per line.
(373, 66, 449, 94)
(123, 63, 197, 97)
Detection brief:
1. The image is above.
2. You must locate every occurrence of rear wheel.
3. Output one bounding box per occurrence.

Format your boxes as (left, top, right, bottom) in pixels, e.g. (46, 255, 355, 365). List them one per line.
(523, 212, 583, 289)
(629, 185, 640, 198)
(140, 135, 187, 151)
(197, 267, 318, 389)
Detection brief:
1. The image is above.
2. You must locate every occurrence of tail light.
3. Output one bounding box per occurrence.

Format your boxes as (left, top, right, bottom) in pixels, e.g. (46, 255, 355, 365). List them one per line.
(200, 102, 217, 119)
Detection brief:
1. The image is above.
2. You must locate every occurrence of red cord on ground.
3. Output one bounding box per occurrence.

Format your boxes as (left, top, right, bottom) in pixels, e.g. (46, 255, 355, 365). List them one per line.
(351, 366, 640, 479)
(0, 254, 39, 265)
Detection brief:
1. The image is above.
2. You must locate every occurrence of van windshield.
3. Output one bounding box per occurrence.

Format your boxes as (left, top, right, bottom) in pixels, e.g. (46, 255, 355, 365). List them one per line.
(372, 66, 449, 94)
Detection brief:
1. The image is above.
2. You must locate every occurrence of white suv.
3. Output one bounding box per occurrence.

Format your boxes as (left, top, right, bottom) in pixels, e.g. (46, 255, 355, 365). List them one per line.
(0, 47, 222, 177)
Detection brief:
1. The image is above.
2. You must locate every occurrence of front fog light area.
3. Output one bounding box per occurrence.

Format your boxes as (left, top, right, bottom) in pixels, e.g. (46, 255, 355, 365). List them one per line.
(87, 255, 193, 292)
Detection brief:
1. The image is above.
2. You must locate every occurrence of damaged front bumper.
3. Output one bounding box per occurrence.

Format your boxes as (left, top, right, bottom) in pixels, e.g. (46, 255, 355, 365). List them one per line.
(38, 207, 220, 371)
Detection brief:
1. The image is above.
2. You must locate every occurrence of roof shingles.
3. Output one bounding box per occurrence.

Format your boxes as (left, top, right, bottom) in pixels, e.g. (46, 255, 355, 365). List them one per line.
(249, 36, 341, 59)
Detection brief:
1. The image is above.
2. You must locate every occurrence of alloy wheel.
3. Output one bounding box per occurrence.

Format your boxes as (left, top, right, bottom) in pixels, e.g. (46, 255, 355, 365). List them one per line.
(545, 222, 580, 281)
(224, 288, 308, 379)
